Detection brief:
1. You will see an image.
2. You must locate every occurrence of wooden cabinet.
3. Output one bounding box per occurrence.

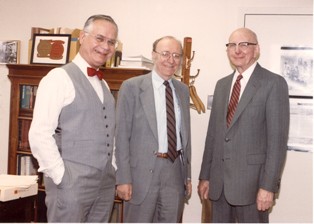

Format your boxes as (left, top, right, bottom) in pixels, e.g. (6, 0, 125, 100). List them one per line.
(6, 64, 150, 222)
(0, 196, 37, 222)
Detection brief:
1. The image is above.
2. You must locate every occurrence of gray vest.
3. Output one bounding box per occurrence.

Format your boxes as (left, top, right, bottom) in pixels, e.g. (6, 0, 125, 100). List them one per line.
(54, 63, 115, 170)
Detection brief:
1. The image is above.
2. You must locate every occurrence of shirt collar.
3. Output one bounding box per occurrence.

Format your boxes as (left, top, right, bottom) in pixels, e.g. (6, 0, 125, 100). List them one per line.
(152, 70, 173, 89)
(72, 53, 95, 76)
(236, 62, 257, 78)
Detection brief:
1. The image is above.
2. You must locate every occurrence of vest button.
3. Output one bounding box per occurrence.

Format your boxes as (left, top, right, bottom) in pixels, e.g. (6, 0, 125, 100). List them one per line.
(106, 125, 108, 128)
(107, 134, 109, 137)
(108, 152, 111, 156)
(103, 107, 106, 110)
(104, 116, 107, 119)
(107, 143, 110, 147)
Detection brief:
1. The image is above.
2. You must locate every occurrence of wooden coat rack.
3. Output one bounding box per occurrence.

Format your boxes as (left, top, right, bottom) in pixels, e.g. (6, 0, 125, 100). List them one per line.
(181, 38, 211, 221)
(180, 37, 205, 114)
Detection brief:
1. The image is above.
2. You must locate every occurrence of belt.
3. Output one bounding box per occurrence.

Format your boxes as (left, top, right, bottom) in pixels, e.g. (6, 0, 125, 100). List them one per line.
(156, 150, 182, 159)
(156, 152, 169, 159)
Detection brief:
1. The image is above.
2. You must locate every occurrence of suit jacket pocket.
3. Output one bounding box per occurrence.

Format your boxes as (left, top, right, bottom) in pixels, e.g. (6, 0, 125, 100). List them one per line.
(247, 153, 266, 165)
(57, 161, 70, 189)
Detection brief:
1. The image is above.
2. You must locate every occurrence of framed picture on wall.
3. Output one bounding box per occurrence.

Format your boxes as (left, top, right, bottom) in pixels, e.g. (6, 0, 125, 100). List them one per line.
(288, 98, 313, 152)
(0, 40, 20, 64)
(281, 46, 313, 97)
(30, 34, 71, 65)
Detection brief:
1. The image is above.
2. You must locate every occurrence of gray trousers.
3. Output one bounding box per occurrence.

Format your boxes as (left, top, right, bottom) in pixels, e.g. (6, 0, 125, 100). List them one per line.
(44, 160, 116, 222)
(124, 156, 185, 223)
(211, 190, 269, 223)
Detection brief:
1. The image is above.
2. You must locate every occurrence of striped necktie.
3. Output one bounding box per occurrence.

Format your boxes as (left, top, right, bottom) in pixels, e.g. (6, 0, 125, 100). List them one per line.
(164, 81, 177, 162)
(227, 74, 243, 127)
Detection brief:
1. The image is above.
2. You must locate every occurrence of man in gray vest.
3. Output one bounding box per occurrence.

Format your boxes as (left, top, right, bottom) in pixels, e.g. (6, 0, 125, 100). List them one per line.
(29, 14, 118, 222)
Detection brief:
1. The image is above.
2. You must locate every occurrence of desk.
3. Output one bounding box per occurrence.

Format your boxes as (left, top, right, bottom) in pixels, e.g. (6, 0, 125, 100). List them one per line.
(0, 195, 37, 222)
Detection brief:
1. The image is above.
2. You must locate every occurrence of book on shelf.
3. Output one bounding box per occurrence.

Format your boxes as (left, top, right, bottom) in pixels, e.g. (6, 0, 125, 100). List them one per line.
(20, 85, 37, 109)
(31, 27, 52, 39)
(17, 155, 38, 176)
(104, 41, 123, 68)
(18, 120, 31, 150)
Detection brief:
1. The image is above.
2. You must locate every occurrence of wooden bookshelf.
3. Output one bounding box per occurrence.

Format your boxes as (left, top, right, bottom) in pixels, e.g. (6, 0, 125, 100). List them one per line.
(6, 63, 150, 222)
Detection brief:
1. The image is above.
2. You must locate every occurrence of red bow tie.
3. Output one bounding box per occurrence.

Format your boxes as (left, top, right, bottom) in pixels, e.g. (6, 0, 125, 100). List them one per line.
(87, 67, 103, 80)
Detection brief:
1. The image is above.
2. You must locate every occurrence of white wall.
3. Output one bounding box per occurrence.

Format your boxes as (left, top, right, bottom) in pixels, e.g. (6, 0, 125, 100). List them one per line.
(0, 0, 312, 222)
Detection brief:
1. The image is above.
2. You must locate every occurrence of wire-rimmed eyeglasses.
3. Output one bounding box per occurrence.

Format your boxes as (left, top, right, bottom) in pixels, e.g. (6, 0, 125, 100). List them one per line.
(85, 32, 118, 48)
(153, 50, 182, 61)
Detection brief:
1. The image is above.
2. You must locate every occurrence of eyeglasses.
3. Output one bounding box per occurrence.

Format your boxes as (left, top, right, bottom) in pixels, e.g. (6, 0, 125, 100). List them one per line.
(85, 32, 118, 48)
(153, 50, 182, 61)
(226, 42, 257, 51)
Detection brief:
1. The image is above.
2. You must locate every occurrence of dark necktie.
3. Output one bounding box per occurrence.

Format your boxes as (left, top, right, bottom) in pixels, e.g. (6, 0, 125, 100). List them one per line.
(227, 74, 243, 127)
(87, 67, 103, 80)
(164, 80, 177, 163)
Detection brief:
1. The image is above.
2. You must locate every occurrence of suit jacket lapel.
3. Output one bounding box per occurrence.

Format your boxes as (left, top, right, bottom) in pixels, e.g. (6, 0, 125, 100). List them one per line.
(222, 74, 234, 130)
(139, 73, 158, 141)
(173, 80, 187, 149)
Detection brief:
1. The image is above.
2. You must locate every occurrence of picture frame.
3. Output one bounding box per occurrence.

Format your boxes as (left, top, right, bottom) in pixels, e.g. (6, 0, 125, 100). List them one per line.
(288, 98, 313, 153)
(30, 34, 71, 65)
(280, 46, 313, 97)
(0, 40, 20, 64)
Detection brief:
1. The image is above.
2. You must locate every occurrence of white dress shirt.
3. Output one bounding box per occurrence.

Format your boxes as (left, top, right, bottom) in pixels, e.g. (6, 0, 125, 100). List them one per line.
(229, 62, 257, 101)
(29, 53, 110, 185)
(152, 71, 182, 153)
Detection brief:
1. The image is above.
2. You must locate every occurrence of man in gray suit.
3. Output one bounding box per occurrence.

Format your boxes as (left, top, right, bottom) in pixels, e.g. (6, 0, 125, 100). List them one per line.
(198, 28, 290, 222)
(29, 15, 118, 222)
(115, 36, 192, 222)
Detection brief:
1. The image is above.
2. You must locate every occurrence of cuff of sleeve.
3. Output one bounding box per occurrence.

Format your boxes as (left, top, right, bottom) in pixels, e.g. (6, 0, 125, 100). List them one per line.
(43, 160, 65, 185)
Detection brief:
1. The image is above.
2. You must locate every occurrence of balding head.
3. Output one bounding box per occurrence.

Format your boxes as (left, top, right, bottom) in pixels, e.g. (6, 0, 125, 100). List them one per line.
(229, 28, 258, 43)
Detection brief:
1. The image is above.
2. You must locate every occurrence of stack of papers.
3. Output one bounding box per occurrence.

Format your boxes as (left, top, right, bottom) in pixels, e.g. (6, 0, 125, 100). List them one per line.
(0, 174, 38, 202)
(0, 174, 38, 188)
(119, 55, 153, 69)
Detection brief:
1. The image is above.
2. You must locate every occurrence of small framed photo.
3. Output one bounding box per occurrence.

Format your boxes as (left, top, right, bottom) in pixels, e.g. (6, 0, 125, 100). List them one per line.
(30, 34, 71, 65)
(281, 46, 313, 97)
(0, 40, 20, 64)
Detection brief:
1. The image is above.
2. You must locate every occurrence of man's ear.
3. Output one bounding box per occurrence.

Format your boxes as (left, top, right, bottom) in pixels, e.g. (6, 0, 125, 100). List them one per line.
(79, 31, 86, 45)
(152, 51, 157, 62)
(254, 45, 260, 60)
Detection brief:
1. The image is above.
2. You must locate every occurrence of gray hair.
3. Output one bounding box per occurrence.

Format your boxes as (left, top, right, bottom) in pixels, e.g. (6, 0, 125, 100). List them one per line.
(83, 14, 118, 34)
